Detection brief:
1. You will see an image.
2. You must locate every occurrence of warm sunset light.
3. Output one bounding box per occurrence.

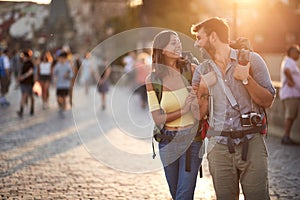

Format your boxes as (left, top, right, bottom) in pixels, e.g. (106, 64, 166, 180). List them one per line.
(0, 0, 51, 4)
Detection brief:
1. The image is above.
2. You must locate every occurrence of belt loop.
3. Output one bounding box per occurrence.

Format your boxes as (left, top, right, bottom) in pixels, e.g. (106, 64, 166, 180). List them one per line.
(242, 136, 249, 161)
(227, 137, 235, 154)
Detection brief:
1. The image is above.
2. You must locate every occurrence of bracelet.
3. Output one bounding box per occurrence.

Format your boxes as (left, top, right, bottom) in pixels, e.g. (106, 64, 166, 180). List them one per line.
(199, 94, 210, 100)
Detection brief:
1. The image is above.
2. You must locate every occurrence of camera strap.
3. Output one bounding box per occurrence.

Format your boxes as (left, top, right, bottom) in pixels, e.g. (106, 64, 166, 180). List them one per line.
(208, 60, 240, 111)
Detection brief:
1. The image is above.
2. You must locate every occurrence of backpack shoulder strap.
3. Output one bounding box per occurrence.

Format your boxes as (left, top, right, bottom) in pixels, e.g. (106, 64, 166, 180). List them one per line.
(150, 72, 162, 103)
(199, 60, 212, 75)
(182, 64, 193, 86)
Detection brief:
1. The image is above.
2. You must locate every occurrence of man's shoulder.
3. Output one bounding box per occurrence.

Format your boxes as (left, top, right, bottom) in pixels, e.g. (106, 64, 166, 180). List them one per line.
(195, 60, 211, 74)
(281, 56, 297, 69)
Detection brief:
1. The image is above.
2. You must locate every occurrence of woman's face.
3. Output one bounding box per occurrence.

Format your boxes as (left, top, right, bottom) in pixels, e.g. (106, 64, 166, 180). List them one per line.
(163, 34, 182, 58)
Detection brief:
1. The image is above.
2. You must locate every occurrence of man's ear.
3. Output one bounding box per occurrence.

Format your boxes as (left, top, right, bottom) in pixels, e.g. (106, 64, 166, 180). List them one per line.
(209, 32, 218, 43)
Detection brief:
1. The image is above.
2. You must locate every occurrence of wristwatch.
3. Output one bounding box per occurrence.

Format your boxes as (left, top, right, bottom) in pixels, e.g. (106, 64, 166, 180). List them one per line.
(242, 75, 249, 85)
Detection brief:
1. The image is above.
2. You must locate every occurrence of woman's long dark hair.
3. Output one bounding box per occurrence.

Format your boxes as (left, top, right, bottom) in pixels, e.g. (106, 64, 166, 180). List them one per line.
(152, 30, 190, 79)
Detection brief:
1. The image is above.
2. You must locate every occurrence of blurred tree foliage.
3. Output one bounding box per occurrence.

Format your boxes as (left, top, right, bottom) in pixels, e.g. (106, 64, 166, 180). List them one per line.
(106, 0, 208, 36)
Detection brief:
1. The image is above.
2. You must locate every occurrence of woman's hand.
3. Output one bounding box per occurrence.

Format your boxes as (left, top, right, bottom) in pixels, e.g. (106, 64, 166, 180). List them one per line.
(182, 93, 194, 114)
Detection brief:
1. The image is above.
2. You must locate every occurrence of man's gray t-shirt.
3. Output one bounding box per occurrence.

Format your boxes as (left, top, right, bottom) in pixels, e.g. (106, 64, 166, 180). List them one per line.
(54, 61, 74, 89)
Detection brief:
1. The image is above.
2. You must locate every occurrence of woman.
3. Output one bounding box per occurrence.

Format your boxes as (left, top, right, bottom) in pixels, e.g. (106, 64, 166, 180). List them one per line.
(146, 30, 207, 200)
(37, 51, 53, 109)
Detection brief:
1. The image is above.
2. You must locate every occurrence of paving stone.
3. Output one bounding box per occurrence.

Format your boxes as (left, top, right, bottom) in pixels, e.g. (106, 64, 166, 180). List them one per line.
(1, 86, 299, 199)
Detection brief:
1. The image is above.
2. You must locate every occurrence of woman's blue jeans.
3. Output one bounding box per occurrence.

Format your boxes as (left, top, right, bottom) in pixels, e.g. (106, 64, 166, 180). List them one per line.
(159, 129, 202, 200)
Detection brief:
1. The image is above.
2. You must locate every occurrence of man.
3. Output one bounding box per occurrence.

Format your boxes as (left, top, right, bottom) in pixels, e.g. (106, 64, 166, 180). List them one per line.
(53, 51, 73, 118)
(279, 45, 300, 145)
(191, 17, 276, 200)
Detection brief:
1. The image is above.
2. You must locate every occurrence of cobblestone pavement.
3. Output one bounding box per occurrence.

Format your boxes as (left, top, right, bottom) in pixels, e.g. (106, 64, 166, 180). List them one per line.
(0, 84, 299, 200)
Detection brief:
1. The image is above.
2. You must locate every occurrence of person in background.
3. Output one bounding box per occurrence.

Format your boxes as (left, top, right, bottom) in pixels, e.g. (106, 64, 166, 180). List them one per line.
(279, 44, 300, 145)
(97, 59, 111, 110)
(73, 53, 82, 85)
(134, 52, 151, 109)
(17, 50, 35, 117)
(122, 51, 136, 88)
(80, 52, 94, 95)
(0, 48, 11, 106)
(11, 49, 21, 89)
(53, 51, 73, 118)
(37, 51, 53, 109)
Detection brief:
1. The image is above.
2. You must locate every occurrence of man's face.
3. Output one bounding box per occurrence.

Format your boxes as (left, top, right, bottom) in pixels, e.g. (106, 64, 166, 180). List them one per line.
(194, 28, 208, 49)
(194, 28, 216, 56)
(163, 34, 182, 58)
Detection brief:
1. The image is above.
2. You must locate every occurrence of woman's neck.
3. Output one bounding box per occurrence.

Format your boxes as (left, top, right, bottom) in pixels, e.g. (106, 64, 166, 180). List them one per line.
(164, 57, 177, 69)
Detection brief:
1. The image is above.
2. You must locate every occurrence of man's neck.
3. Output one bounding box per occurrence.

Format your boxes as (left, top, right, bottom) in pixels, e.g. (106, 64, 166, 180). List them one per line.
(213, 44, 231, 72)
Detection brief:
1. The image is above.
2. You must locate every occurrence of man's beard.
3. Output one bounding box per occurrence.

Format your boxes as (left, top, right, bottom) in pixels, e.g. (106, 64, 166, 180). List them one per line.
(204, 41, 216, 59)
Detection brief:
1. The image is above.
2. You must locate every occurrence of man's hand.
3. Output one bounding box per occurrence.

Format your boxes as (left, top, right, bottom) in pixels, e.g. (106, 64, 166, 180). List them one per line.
(234, 63, 250, 81)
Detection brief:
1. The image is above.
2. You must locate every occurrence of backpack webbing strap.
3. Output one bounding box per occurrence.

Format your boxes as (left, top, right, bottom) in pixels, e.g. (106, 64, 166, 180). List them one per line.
(185, 146, 191, 172)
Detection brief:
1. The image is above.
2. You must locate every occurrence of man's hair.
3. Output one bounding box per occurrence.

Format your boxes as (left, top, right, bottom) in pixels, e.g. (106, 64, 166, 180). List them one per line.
(58, 51, 68, 58)
(191, 17, 230, 44)
(287, 44, 300, 56)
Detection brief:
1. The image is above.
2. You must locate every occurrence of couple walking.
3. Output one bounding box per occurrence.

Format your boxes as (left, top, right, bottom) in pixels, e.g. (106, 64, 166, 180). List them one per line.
(146, 17, 275, 200)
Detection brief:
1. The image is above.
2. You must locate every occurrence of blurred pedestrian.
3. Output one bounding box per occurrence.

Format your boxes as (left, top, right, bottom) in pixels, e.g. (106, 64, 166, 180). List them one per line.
(122, 51, 136, 87)
(17, 50, 35, 117)
(53, 51, 73, 118)
(0, 48, 11, 106)
(11, 49, 21, 89)
(134, 52, 151, 109)
(191, 17, 276, 200)
(80, 52, 94, 95)
(279, 44, 300, 145)
(37, 51, 53, 109)
(73, 53, 81, 84)
(146, 30, 204, 200)
(97, 60, 111, 110)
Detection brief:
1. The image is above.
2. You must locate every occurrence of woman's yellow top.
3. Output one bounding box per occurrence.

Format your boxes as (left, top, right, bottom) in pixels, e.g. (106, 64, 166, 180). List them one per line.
(147, 87, 194, 127)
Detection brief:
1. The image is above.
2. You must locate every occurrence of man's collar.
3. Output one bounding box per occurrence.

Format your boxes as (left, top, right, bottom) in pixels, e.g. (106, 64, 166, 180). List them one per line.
(230, 48, 238, 61)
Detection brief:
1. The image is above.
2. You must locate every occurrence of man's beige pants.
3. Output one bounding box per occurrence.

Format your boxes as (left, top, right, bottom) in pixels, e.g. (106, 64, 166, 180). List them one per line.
(207, 134, 270, 200)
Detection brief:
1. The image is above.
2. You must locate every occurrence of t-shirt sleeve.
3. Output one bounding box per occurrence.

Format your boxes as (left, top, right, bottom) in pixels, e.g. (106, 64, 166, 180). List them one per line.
(250, 52, 276, 96)
(192, 65, 202, 86)
(147, 90, 160, 112)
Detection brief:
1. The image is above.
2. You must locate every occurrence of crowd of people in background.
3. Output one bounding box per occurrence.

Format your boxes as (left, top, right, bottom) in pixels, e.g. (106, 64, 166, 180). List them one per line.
(0, 46, 115, 118)
(122, 50, 152, 109)
(0, 46, 153, 118)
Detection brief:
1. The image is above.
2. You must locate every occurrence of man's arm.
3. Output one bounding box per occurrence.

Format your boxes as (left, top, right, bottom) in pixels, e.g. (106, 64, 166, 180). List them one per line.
(191, 66, 210, 120)
(284, 68, 295, 87)
(243, 75, 275, 108)
(234, 52, 275, 108)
